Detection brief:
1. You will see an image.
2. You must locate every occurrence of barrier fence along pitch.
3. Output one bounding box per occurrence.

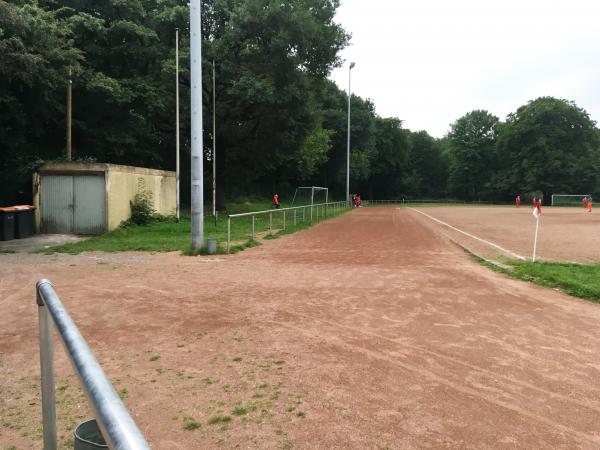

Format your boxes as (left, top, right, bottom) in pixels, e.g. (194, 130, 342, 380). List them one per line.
(226, 201, 348, 253)
(36, 280, 150, 450)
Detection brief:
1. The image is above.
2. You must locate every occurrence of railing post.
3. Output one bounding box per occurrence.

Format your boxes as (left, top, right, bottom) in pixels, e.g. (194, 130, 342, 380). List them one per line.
(303, 207, 306, 222)
(294, 209, 297, 226)
(310, 204, 313, 221)
(251, 215, 255, 241)
(283, 210, 286, 230)
(269, 212, 272, 234)
(227, 216, 231, 253)
(37, 286, 57, 450)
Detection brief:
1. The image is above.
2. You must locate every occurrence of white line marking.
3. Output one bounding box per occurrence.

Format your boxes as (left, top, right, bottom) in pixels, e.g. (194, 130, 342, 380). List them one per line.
(408, 207, 527, 261)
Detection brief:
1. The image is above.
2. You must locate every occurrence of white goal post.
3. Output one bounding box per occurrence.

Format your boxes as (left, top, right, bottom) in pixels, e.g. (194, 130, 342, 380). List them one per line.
(291, 186, 329, 207)
(551, 194, 590, 206)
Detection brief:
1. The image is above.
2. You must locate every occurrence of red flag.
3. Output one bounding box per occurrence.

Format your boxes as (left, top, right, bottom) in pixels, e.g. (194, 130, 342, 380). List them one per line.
(532, 202, 542, 219)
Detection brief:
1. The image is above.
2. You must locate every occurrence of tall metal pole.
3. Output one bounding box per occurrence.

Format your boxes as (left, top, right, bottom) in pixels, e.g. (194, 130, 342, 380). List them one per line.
(346, 62, 355, 204)
(175, 29, 180, 222)
(66, 67, 72, 161)
(190, 0, 204, 250)
(212, 59, 217, 221)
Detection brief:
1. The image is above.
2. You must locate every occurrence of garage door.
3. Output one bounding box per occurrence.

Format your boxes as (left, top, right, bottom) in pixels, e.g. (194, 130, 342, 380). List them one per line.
(41, 174, 106, 234)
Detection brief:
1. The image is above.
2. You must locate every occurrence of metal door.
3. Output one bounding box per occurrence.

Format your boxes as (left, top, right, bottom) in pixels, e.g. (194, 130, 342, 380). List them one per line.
(41, 175, 74, 234)
(41, 174, 106, 234)
(73, 175, 105, 234)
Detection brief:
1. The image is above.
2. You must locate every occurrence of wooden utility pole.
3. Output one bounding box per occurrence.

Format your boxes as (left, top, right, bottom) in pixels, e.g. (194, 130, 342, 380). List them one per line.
(66, 67, 72, 161)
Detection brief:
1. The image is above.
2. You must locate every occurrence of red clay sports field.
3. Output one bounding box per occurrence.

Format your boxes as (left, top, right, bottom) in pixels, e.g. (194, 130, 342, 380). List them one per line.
(1, 205, 600, 448)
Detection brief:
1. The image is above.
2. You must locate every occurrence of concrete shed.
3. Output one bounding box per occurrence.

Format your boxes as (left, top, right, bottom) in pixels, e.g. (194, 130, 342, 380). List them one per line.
(33, 163, 176, 234)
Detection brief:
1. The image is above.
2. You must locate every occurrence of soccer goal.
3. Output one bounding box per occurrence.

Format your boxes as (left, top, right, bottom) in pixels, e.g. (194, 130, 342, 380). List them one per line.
(551, 194, 591, 207)
(291, 186, 329, 207)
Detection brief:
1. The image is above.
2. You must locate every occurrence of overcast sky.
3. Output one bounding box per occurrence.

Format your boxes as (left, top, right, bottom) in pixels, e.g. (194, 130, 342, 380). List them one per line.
(329, 0, 600, 137)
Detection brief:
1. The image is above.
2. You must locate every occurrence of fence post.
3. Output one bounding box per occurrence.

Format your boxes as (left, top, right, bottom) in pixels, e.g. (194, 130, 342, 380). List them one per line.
(303, 207, 306, 222)
(251, 215, 255, 241)
(227, 216, 231, 253)
(269, 212, 272, 234)
(37, 289, 57, 450)
(294, 209, 297, 226)
(283, 210, 286, 230)
(310, 204, 313, 221)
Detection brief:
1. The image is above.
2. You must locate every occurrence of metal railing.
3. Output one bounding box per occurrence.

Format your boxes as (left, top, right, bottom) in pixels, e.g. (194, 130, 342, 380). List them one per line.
(226, 201, 349, 253)
(37, 280, 150, 450)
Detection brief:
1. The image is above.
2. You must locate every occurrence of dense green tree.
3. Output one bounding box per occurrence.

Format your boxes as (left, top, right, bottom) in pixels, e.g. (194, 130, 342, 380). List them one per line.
(368, 117, 409, 198)
(404, 130, 447, 198)
(3, 1, 599, 207)
(447, 110, 499, 200)
(0, 0, 82, 204)
(495, 97, 600, 204)
(207, 0, 349, 205)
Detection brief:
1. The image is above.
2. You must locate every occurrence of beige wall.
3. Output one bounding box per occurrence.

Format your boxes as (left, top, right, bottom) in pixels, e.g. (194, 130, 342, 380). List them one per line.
(34, 162, 176, 232)
(106, 168, 176, 230)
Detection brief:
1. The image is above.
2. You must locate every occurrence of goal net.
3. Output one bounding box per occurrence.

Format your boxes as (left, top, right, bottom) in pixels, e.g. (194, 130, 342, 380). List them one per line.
(291, 186, 329, 207)
(551, 194, 591, 207)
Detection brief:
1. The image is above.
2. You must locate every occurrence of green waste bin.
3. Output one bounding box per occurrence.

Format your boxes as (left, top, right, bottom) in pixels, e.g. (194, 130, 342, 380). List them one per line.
(13, 205, 35, 239)
(0, 208, 16, 241)
(74, 419, 108, 449)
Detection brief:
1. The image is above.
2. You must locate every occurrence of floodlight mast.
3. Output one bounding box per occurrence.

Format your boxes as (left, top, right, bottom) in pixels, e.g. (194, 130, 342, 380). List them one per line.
(346, 62, 355, 205)
(190, 0, 204, 250)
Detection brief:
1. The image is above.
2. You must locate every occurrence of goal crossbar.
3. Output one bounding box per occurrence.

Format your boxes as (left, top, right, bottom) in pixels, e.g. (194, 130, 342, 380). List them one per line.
(291, 186, 329, 207)
(551, 194, 590, 206)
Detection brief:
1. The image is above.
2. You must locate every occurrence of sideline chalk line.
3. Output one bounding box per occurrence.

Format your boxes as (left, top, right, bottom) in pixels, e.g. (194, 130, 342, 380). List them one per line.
(408, 207, 527, 261)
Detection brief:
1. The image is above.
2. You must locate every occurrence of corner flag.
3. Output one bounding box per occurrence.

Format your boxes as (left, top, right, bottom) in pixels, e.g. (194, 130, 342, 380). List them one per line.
(532, 202, 542, 262)
(532, 203, 541, 220)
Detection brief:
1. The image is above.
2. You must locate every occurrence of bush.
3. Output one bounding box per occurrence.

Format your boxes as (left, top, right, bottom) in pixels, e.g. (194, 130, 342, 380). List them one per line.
(129, 189, 155, 225)
(121, 178, 170, 227)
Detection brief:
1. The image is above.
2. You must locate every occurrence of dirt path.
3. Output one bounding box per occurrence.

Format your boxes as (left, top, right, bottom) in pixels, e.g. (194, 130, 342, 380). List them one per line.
(1, 206, 600, 449)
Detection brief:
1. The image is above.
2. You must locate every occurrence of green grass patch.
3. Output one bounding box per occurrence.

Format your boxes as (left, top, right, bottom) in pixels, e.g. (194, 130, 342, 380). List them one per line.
(0, 248, 16, 254)
(232, 406, 248, 416)
(182, 415, 201, 430)
(467, 248, 600, 303)
(207, 414, 231, 425)
(506, 260, 600, 302)
(40, 200, 349, 255)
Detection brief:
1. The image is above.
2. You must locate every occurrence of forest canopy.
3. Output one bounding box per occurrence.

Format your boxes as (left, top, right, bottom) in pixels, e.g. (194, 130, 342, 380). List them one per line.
(1, 0, 599, 206)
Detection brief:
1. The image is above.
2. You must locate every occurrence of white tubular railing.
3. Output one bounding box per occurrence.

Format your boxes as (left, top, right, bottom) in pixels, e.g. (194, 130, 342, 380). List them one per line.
(226, 201, 349, 253)
(37, 280, 151, 450)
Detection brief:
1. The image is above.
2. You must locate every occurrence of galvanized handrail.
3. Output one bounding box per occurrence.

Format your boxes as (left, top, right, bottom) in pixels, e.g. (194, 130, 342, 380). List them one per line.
(37, 280, 151, 450)
(226, 200, 349, 252)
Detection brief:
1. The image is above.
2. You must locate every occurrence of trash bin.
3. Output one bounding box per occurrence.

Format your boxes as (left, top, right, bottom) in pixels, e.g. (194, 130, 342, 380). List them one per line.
(0, 208, 16, 241)
(13, 205, 35, 239)
(74, 419, 108, 449)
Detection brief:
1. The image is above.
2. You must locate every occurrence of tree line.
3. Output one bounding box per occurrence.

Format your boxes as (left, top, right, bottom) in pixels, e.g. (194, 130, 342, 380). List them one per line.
(1, 0, 599, 207)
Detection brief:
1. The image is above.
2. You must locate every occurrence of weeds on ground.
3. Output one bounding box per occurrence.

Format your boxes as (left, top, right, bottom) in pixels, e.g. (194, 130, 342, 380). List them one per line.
(207, 414, 231, 425)
(182, 415, 201, 430)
